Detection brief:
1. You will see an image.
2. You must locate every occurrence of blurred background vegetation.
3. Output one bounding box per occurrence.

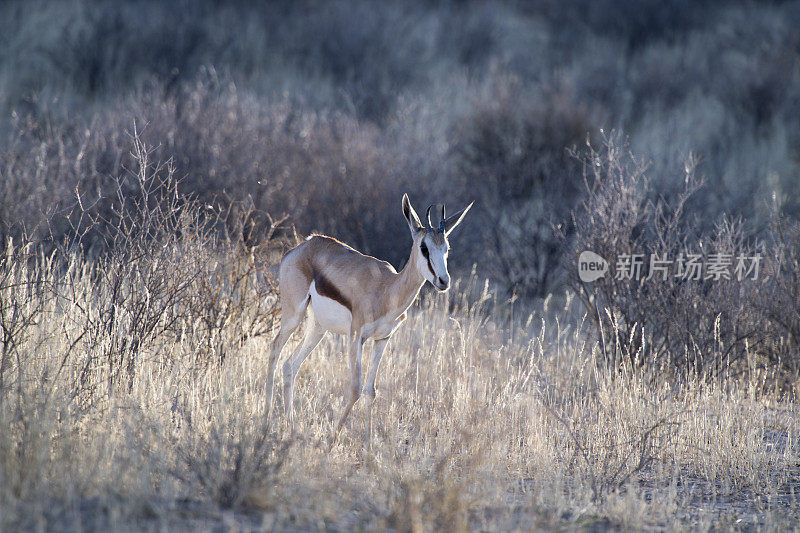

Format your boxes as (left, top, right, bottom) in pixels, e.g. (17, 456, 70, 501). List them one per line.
(1, 0, 799, 300)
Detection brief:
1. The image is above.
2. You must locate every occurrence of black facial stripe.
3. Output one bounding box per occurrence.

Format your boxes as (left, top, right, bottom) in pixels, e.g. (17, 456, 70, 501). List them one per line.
(420, 241, 436, 278)
(426, 256, 436, 278)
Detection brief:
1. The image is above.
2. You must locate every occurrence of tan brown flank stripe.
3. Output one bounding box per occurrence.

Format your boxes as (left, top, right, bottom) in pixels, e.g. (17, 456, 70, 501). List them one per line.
(314, 272, 352, 311)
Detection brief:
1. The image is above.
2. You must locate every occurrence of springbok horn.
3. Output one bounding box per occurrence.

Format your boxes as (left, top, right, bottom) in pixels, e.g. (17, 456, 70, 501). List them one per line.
(441, 201, 474, 235)
(426, 204, 435, 229)
(439, 205, 446, 232)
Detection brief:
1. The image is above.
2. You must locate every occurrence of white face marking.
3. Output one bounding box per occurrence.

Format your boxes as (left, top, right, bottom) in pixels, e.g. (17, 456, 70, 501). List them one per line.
(309, 281, 351, 334)
(419, 233, 451, 291)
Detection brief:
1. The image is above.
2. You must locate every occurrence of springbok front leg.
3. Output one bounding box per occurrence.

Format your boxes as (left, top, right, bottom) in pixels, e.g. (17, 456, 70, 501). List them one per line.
(333, 330, 365, 444)
(363, 336, 389, 450)
(282, 318, 326, 430)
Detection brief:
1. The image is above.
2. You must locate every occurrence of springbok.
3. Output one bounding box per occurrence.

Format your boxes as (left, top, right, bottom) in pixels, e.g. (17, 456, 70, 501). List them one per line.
(265, 194, 472, 444)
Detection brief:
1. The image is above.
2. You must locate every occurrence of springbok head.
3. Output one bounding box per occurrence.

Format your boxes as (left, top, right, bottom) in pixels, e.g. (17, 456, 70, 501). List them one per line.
(402, 193, 473, 291)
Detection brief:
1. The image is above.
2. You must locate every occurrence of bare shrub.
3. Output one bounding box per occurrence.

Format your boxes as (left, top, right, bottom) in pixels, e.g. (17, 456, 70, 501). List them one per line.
(754, 215, 800, 388)
(176, 201, 286, 367)
(47, 129, 281, 395)
(561, 134, 773, 381)
(160, 402, 291, 509)
(0, 242, 48, 399)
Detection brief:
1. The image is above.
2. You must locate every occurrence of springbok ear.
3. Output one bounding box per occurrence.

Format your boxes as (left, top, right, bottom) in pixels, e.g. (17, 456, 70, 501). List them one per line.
(443, 201, 474, 236)
(402, 193, 424, 234)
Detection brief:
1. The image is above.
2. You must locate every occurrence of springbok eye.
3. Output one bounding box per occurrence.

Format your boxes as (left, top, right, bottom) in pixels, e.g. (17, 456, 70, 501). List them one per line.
(420, 242, 429, 258)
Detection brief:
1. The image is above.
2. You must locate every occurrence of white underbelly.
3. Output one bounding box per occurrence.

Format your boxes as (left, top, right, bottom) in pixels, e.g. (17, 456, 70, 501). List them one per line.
(309, 281, 351, 334)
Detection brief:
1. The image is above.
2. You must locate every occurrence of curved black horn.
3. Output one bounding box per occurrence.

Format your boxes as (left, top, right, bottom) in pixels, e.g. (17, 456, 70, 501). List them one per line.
(439, 205, 446, 232)
(426, 204, 435, 229)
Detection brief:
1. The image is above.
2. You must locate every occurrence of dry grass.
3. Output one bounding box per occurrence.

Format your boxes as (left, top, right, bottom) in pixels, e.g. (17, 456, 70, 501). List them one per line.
(1, 240, 798, 531)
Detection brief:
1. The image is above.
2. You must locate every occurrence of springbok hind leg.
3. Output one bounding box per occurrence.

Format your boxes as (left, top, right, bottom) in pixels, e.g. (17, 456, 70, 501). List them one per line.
(265, 298, 308, 422)
(282, 317, 326, 430)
